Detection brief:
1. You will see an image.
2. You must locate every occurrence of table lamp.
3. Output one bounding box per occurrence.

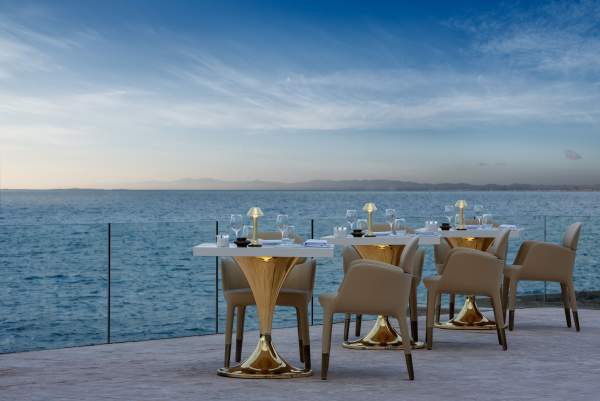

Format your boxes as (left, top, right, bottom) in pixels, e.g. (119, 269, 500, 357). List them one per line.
(247, 207, 264, 247)
(455, 200, 467, 230)
(362, 202, 377, 237)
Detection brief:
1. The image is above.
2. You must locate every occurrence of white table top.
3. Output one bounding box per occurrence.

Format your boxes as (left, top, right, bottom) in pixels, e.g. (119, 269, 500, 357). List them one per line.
(322, 233, 441, 246)
(193, 243, 334, 258)
(422, 227, 522, 239)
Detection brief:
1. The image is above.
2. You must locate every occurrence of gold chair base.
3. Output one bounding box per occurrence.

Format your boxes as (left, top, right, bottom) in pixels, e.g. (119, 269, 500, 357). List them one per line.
(435, 296, 496, 330)
(218, 335, 311, 379)
(342, 315, 425, 350)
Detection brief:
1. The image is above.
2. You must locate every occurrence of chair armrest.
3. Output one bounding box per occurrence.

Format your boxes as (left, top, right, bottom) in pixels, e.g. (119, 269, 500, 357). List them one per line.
(513, 240, 544, 265)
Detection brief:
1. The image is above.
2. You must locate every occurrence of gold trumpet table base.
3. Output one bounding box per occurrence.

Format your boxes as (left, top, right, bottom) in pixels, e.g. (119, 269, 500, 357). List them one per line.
(435, 295, 496, 330)
(218, 335, 311, 379)
(343, 315, 425, 350)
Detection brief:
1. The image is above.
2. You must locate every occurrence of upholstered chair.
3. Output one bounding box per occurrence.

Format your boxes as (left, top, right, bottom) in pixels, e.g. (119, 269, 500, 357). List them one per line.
(503, 222, 582, 331)
(319, 258, 415, 380)
(424, 248, 507, 350)
(221, 232, 316, 369)
(433, 230, 510, 322)
(342, 223, 417, 340)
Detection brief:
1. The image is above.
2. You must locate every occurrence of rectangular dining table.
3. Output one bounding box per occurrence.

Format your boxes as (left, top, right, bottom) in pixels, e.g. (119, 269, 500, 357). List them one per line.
(192, 243, 334, 379)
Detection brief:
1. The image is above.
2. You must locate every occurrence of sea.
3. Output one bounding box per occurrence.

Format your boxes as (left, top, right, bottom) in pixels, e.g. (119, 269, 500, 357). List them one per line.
(1, 190, 599, 353)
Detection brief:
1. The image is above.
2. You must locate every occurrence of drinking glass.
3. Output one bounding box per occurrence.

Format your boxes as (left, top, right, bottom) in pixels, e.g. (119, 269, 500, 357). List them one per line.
(474, 204, 484, 226)
(482, 214, 494, 229)
(283, 225, 296, 243)
(356, 219, 367, 232)
(242, 225, 253, 239)
(346, 209, 358, 230)
(385, 208, 396, 232)
(276, 214, 289, 239)
(444, 205, 454, 224)
(393, 218, 406, 236)
(230, 214, 243, 239)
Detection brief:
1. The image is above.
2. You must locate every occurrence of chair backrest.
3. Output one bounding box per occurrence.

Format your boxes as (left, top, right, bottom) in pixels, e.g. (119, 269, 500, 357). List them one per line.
(220, 257, 249, 291)
(335, 259, 412, 316)
(433, 239, 452, 265)
(398, 236, 419, 274)
(438, 248, 504, 295)
(413, 248, 425, 281)
(485, 229, 510, 261)
(281, 258, 317, 292)
(342, 245, 361, 275)
(562, 222, 582, 251)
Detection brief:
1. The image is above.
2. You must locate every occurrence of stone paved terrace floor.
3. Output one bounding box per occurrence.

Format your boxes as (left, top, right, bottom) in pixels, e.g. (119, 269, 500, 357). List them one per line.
(1, 307, 600, 401)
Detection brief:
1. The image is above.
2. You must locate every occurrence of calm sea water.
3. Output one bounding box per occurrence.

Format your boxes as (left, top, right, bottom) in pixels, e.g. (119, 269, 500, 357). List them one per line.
(1, 190, 600, 353)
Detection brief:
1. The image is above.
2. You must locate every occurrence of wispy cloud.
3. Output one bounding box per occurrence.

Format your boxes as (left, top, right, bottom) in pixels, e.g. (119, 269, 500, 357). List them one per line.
(565, 149, 583, 160)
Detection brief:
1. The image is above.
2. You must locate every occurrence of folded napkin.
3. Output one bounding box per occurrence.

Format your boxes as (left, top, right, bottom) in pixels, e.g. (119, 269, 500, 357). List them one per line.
(374, 231, 391, 236)
(304, 239, 330, 248)
(499, 224, 517, 229)
(261, 239, 282, 245)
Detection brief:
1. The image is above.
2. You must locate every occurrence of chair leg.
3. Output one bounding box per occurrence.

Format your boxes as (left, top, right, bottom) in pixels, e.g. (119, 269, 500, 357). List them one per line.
(508, 279, 518, 331)
(410, 285, 419, 342)
(397, 313, 414, 380)
(235, 306, 245, 363)
(502, 277, 510, 322)
(449, 293, 455, 320)
(491, 295, 507, 351)
(296, 307, 304, 363)
(426, 289, 436, 350)
(321, 311, 334, 380)
(566, 279, 580, 332)
(224, 303, 235, 367)
(560, 282, 572, 328)
(355, 314, 362, 337)
(343, 314, 350, 341)
(435, 294, 441, 324)
(298, 304, 311, 370)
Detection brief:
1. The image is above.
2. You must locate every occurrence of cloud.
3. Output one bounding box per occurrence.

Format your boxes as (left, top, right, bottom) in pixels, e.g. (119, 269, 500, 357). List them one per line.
(564, 149, 583, 160)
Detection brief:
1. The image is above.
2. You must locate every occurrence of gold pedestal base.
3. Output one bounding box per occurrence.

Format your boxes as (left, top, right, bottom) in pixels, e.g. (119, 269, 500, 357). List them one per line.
(218, 335, 311, 379)
(343, 316, 425, 350)
(435, 296, 496, 330)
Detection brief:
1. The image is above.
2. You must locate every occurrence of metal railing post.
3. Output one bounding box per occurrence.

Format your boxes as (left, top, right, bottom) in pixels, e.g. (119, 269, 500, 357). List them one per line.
(310, 219, 314, 326)
(543, 216, 547, 303)
(107, 223, 111, 344)
(215, 220, 219, 334)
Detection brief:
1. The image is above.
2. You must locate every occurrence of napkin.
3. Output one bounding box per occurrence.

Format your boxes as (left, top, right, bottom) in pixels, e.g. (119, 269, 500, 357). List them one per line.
(374, 231, 391, 236)
(499, 224, 517, 229)
(261, 239, 282, 245)
(304, 239, 330, 248)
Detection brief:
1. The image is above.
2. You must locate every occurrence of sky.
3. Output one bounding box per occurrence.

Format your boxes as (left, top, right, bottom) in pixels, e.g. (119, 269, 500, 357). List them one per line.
(1, 0, 600, 189)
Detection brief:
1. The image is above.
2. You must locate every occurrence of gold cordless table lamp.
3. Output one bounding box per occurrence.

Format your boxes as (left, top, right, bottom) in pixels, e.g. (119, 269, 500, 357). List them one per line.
(455, 200, 467, 230)
(247, 207, 264, 247)
(362, 202, 377, 237)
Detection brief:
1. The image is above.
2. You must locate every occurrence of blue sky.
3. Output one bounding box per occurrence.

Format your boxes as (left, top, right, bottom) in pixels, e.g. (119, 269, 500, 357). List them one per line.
(1, 0, 599, 188)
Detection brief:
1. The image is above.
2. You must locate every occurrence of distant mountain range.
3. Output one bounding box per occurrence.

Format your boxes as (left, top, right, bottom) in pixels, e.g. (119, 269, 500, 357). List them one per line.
(103, 178, 600, 191)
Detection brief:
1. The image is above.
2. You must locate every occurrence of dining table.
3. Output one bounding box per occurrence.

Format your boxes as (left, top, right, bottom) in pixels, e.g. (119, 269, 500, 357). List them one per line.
(322, 232, 440, 350)
(192, 242, 334, 379)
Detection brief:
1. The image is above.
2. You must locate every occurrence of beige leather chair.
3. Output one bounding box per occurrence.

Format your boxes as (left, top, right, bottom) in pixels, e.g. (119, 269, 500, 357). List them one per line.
(503, 222, 582, 331)
(319, 238, 418, 380)
(342, 223, 417, 340)
(221, 232, 316, 369)
(433, 230, 510, 321)
(424, 247, 507, 350)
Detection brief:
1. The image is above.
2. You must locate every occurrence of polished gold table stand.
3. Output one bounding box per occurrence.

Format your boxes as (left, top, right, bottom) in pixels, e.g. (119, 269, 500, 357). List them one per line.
(218, 256, 311, 378)
(435, 237, 497, 331)
(343, 244, 425, 350)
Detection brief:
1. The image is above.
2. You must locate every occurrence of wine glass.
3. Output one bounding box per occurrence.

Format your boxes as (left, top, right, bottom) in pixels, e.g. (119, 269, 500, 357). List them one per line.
(482, 214, 494, 229)
(283, 225, 296, 243)
(346, 209, 358, 230)
(474, 204, 484, 226)
(444, 205, 454, 224)
(276, 214, 289, 239)
(242, 225, 253, 239)
(385, 208, 396, 232)
(230, 214, 243, 239)
(393, 218, 406, 235)
(356, 219, 367, 232)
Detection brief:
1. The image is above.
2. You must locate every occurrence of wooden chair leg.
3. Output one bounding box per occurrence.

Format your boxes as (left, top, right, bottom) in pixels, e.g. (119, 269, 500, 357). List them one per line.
(235, 306, 245, 363)
(298, 304, 311, 369)
(491, 295, 507, 350)
(435, 294, 441, 324)
(296, 307, 304, 363)
(355, 314, 362, 337)
(566, 279, 580, 332)
(502, 277, 510, 322)
(343, 314, 350, 341)
(397, 314, 415, 380)
(449, 293, 455, 320)
(224, 303, 235, 367)
(560, 282, 572, 328)
(426, 289, 436, 350)
(508, 279, 518, 331)
(410, 285, 419, 342)
(321, 312, 334, 380)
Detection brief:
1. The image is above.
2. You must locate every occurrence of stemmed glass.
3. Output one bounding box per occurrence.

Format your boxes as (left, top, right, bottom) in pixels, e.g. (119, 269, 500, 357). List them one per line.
(394, 218, 407, 236)
(230, 214, 243, 239)
(346, 209, 358, 230)
(474, 204, 484, 226)
(385, 209, 396, 232)
(283, 225, 296, 243)
(276, 214, 289, 239)
(356, 219, 368, 232)
(242, 225, 253, 239)
(482, 214, 494, 229)
(444, 205, 454, 225)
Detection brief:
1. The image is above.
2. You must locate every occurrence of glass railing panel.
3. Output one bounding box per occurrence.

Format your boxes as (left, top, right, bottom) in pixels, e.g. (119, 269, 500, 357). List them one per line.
(0, 224, 107, 353)
(110, 221, 216, 342)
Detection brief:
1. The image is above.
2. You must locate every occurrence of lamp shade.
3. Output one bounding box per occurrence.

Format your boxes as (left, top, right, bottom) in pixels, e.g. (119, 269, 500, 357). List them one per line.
(362, 202, 377, 213)
(455, 200, 468, 209)
(247, 207, 264, 218)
